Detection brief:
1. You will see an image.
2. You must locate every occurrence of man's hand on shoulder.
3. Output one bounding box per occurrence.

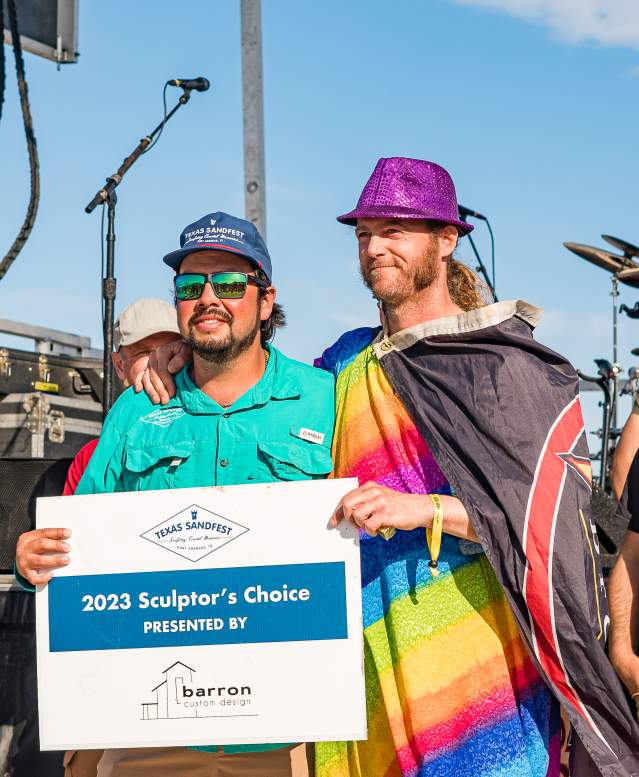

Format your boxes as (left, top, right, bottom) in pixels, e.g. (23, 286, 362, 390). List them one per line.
(133, 339, 192, 405)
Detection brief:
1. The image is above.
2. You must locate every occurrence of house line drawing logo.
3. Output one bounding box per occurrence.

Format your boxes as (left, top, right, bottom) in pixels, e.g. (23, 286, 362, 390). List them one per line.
(141, 661, 257, 720)
(140, 504, 249, 562)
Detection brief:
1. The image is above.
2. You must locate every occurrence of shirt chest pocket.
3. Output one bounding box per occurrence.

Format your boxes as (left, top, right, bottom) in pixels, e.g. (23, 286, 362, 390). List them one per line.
(122, 441, 197, 491)
(252, 431, 333, 482)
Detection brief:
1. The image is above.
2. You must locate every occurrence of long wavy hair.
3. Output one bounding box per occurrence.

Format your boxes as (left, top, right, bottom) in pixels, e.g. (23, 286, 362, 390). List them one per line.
(425, 220, 492, 311)
(447, 257, 492, 311)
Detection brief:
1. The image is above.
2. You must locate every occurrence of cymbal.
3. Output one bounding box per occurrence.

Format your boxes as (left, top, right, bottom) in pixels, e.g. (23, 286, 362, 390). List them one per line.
(618, 267, 639, 283)
(602, 234, 639, 259)
(632, 347, 639, 358)
(563, 242, 639, 288)
(564, 242, 625, 273)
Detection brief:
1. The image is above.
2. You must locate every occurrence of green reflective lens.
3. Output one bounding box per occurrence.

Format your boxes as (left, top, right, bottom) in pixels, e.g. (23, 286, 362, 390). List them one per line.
(211, 272, 249, 299)
(174, 272, 252, 301)
(174, 274, 206, 301)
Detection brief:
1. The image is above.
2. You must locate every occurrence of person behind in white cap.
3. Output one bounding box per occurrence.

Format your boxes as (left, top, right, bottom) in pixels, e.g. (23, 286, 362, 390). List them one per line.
(14, 298, 182, 777)
(60, 298, 182, 496)
(111, 298, 182, 389)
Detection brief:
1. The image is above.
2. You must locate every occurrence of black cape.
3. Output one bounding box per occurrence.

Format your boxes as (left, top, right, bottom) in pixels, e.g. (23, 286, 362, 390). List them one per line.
(374, 300, 639, 776)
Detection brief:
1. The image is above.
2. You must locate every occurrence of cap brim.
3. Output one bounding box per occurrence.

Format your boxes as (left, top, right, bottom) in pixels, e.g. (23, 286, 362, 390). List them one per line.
(117, 326, 181, 349)
(163, 243, 262, 271)
(336, 207, 474, 234)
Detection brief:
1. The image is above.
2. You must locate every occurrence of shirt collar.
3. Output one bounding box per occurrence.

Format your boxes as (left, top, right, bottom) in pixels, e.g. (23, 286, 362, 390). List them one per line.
(375, 299, 542, 357)
(175, 345, 302, 415)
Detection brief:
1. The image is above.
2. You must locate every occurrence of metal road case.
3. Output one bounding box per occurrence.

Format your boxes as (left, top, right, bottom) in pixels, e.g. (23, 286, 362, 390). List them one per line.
(0, 348, 103, 458)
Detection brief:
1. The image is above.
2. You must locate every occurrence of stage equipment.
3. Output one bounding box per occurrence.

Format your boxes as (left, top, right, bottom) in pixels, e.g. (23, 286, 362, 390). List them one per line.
(563, 242, 639, 283)
(0, 350, 102, 458)
(458, 203, 497, 301)
(0, 457, 71, 573)
(565, 239, 639, 438)
(168, 77, 210, 91)
(0, 0, 40, 282)
(0, 458, 68, 777)
(578, 359, 621, 489)
(602, 234, 639, 260)
(458, 204, 487, 221)
(0, 317, 99, 777)
(620, 302, 639, 320)
(2, 0, 78, 64)
(84, 78, 209, 416)
(0, 320, 105, 458)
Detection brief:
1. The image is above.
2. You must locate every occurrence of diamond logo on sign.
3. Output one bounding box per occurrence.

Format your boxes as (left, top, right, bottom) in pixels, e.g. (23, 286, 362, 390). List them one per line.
(141, 504, 249, 562)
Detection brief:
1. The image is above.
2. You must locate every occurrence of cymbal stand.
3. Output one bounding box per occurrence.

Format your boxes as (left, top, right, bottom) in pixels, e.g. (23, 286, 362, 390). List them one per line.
(578, 362, 617, 490)
(610, 275, 621, 429)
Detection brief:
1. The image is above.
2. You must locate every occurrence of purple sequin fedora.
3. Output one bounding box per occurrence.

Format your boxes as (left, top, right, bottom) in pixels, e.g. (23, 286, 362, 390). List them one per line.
(337, 157, 473, 234)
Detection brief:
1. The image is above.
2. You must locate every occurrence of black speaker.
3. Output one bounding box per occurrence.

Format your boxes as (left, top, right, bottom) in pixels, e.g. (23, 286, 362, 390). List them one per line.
(0, 458, 72, 574)
(0, 459, 70, 776)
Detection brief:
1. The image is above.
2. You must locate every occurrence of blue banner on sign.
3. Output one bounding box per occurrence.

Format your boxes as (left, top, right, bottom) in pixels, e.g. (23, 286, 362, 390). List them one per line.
(48, 562, 347, 652)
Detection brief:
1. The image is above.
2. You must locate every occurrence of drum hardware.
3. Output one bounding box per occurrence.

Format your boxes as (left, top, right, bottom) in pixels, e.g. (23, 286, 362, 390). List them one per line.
(566, 235, 639, 494)
(566, 236, 639, 566)
(578, 361, 616, 488)
(590, 427, 622, 441)
(618, 268, 639, 284)
(564, 241, 639, 434)
(621, 302, 639, 319)
(622, 366, 639, 398)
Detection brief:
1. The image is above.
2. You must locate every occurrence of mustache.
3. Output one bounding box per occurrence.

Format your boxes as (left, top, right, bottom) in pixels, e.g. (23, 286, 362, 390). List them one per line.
(188, 305, 233, 328)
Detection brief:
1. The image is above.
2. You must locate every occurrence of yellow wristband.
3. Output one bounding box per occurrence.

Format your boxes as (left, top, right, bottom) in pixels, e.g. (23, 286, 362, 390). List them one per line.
(426, 493, 443, 576)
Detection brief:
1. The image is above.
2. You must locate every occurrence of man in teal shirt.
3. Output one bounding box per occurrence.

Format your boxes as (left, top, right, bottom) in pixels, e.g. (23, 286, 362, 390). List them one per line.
(16, 211, 334, 777)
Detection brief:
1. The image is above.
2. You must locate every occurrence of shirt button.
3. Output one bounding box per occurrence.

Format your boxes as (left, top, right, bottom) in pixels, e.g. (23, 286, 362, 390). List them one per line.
(220, 459, 229, 467)
(223, 413, 230, 419)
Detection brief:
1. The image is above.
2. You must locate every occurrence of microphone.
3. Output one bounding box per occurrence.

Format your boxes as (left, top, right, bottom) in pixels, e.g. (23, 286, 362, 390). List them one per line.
(458, 204, 487, 221)
(167, 77, 210, 92)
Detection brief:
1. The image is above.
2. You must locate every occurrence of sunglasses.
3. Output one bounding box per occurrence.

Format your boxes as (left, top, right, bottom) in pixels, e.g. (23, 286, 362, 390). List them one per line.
(174, 272, 268, 301)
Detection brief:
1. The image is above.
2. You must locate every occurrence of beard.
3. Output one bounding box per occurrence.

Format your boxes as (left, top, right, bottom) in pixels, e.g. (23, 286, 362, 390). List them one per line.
(185, 304, 261, 365)
(360, 246, 440, 305)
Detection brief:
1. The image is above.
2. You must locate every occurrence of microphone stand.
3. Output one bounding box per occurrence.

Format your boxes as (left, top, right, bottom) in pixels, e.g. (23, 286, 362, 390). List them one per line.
(462, 220, 498, 302)
(85, 88, 194, 418)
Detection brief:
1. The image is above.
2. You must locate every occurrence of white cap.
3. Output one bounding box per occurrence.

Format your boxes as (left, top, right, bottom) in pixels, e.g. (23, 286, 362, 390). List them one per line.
(113, 298, 180, 351)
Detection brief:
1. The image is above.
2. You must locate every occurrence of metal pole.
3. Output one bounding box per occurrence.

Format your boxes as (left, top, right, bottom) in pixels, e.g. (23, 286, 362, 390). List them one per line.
(102, 191, 117, 417)
(240, 0, 266, 238)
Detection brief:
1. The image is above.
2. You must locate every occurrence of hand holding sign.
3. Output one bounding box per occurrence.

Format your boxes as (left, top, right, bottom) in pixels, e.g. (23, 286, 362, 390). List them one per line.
(16, 527, 72, 586)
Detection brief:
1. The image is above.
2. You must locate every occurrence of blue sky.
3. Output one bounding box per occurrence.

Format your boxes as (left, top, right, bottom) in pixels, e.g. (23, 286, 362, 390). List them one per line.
(1, 0, 638, 444)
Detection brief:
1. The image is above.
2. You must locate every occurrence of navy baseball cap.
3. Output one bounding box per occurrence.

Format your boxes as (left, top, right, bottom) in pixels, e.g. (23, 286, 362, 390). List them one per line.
(162, 211, 272, 282)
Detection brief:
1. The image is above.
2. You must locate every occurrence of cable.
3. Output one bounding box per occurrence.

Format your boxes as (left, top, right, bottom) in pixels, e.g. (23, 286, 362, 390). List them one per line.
(485, 217, 496, 292)
(0, 0, 5, 126)
(143, 82, 170, 154)
(101, 202, 106, 322)
(0, 0, 41, 281)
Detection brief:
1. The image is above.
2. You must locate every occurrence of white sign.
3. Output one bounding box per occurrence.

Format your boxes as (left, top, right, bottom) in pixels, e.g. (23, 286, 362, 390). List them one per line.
(36, 479, 365, 751)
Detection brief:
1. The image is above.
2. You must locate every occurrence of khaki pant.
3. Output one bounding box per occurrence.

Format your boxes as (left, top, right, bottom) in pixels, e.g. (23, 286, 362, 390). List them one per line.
(64, 750, 104, 777)
(95, 744, 314, 777)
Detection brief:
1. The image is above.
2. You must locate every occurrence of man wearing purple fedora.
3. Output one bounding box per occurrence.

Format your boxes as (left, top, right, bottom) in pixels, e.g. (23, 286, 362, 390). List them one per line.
(319, 158, 639, 777)
(136, 158, 639, 776)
